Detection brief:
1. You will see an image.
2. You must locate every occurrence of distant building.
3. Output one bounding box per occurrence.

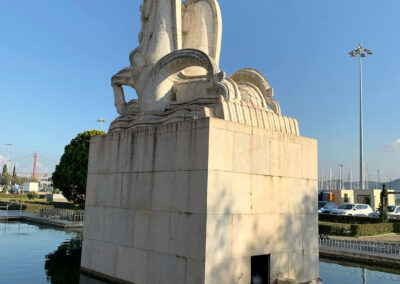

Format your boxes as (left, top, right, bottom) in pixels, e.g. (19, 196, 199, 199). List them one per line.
(20, 182, 39, 193)
(321, 189, 395, 210)
(46, 193, 68, 203)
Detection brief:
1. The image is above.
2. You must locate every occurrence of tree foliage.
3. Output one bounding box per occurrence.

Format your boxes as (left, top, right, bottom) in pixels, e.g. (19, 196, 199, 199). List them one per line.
(2, 164, 8, 175)
(12, 165, 16, 178)
(11, 175, 27, 186)
(0, 164, 11, 186)
(379, 183, 389, 222)
(52, 130, 104, 207)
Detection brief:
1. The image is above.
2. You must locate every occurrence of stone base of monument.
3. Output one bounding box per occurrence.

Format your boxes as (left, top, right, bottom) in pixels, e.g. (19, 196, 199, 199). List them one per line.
(81, 117, 318, 284)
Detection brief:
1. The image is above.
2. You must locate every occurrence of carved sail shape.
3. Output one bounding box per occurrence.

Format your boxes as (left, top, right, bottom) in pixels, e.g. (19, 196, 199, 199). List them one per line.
(182, 0, 222, 76)
(229, 68, 281, 115)
(109, 0, 296, 136)
(140, 49, 220, 112)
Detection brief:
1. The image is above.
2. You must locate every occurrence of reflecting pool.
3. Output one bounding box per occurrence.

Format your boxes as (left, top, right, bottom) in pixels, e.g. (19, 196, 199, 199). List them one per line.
(2, 221, 400, 284)
(320, 259, 400, 284)
(0, 221, 81, 284)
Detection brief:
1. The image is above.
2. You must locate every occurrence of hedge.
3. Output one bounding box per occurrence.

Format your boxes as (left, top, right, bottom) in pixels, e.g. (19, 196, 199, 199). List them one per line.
(0, 201, 76, 212)
(319, 222, 352, 236)
(0, 202, 53, 212)
(351, 223, 400, 237)
(319, 213, 400, 224)
(0, 193, 30, 199)
(319, 221, 400, 237)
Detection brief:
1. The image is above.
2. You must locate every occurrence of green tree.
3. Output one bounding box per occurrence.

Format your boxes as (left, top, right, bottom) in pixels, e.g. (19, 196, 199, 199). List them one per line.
(0, 171, 11, 186)
(2, 164, 8, 175)
(379, 183, 389, 222)
(52, 130, 104, 207)
(12, 165, 16, 178)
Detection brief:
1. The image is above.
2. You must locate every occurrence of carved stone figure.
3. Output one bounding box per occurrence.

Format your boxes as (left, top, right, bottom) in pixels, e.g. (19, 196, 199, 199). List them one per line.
(109, 0, 298, 136)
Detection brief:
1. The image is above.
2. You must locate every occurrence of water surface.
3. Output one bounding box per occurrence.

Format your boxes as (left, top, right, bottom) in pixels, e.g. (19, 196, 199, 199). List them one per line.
(320, 259, 400, 284)
(2, 221, 400, 284)
(0, 221, 80, 284)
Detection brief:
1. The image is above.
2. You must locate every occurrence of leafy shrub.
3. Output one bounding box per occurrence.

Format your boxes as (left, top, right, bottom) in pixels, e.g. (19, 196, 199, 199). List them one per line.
(27, 191, 39, 200)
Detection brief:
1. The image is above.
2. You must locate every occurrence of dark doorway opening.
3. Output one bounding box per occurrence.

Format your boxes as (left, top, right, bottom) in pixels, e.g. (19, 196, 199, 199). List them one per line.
(251, 254, 270, 284)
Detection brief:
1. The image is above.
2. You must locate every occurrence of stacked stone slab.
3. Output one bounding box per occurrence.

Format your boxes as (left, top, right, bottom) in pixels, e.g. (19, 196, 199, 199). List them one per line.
(81, 117, 318, 283)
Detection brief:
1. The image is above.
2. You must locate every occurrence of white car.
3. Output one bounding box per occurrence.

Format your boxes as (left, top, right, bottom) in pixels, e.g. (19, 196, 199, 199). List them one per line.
(388, 205, 400, 220)
(330, 203, 373, 216)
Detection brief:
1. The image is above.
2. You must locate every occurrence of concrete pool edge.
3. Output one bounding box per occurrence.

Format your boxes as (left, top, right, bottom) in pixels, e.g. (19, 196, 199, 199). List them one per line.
(320, 248, 400, 270)
(0, 211, 83, 229)
(80, 267, 133, 284)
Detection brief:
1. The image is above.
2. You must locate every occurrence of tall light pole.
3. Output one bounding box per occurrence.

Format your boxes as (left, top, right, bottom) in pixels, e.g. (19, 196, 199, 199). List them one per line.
(349, 44, 373, 190)
(97, 117, 107, 132)
(5, 143, 12, 168)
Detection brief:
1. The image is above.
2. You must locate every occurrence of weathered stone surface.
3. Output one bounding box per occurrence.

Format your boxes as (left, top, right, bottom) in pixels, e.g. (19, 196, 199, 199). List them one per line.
(82, 117, 318, 284)
(108, 0, 297, 134)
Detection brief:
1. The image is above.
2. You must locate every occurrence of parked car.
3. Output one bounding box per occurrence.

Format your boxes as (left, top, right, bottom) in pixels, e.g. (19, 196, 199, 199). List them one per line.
(388, 205, 400, 219)
(318, 202, 338, 214)
(369, 205, 400, 218)
(318, 201, 328, 210)
(330, 203, 373, 216)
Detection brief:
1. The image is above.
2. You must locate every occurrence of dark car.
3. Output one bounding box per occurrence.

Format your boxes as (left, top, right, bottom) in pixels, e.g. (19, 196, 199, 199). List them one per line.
(318, 201, 338, 214)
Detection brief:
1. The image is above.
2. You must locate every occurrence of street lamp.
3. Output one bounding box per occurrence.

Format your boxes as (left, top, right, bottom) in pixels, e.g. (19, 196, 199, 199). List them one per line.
(96, 117, 107, 132)
(349, 43, 373, 190)
(5, 143, 12, 168)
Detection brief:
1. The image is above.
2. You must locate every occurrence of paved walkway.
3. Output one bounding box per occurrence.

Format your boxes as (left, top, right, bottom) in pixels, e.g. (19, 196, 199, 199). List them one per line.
(0, 210, 83, 229)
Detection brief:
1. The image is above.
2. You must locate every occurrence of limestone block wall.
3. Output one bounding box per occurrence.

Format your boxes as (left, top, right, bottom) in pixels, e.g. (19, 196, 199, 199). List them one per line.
(81, 117, 318, 284)
(82, 119, 210, 284)
(204, 119, 318, 283)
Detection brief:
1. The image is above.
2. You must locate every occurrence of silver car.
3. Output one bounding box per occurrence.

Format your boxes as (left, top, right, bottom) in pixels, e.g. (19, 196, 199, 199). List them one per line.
(388, 205, 400, 220)
(330, 203, 373, 216)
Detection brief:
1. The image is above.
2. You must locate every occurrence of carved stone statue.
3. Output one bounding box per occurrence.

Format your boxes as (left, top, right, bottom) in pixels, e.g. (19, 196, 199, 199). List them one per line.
(109, 0, 298, 136)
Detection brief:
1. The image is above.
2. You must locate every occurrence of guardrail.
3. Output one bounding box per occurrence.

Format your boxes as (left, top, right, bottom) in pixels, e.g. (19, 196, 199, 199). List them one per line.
(39, 208, 84, 222)
(0, 202, 15, 220)
(320, 235, 400, 258)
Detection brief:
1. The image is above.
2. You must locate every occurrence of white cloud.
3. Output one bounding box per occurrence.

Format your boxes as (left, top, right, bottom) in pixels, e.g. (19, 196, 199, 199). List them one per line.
(0, 155, 7, 165)
(384, 139, 400, 152)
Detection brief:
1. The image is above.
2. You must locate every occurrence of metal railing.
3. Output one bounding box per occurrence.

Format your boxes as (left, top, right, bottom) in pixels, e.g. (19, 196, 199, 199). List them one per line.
(320, 235, 400, 258)
(39, 208, 84, 222)
(0, 202, 15, 220)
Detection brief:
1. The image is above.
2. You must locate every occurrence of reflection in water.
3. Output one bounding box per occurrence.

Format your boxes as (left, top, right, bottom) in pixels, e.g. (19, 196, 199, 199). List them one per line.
(320, 260, 400, 284)
(44, 238, 82, 284)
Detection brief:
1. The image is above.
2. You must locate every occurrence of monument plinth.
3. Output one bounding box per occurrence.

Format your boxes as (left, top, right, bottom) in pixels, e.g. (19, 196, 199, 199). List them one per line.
(81, 1, 319, 283)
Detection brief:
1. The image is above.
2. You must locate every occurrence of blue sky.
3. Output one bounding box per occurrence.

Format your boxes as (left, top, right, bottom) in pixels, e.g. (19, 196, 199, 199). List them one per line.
(0, 0, 399, 181)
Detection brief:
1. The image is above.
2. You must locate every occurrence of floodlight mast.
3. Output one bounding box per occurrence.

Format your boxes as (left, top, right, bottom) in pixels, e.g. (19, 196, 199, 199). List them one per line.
(97, 117, 107, 132)
(5, 143, 12, 168)
(349, 44, 373, 190)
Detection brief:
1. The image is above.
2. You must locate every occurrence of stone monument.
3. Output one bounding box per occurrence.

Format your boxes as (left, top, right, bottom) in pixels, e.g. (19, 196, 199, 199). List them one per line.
(81, 1, 319, 283)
